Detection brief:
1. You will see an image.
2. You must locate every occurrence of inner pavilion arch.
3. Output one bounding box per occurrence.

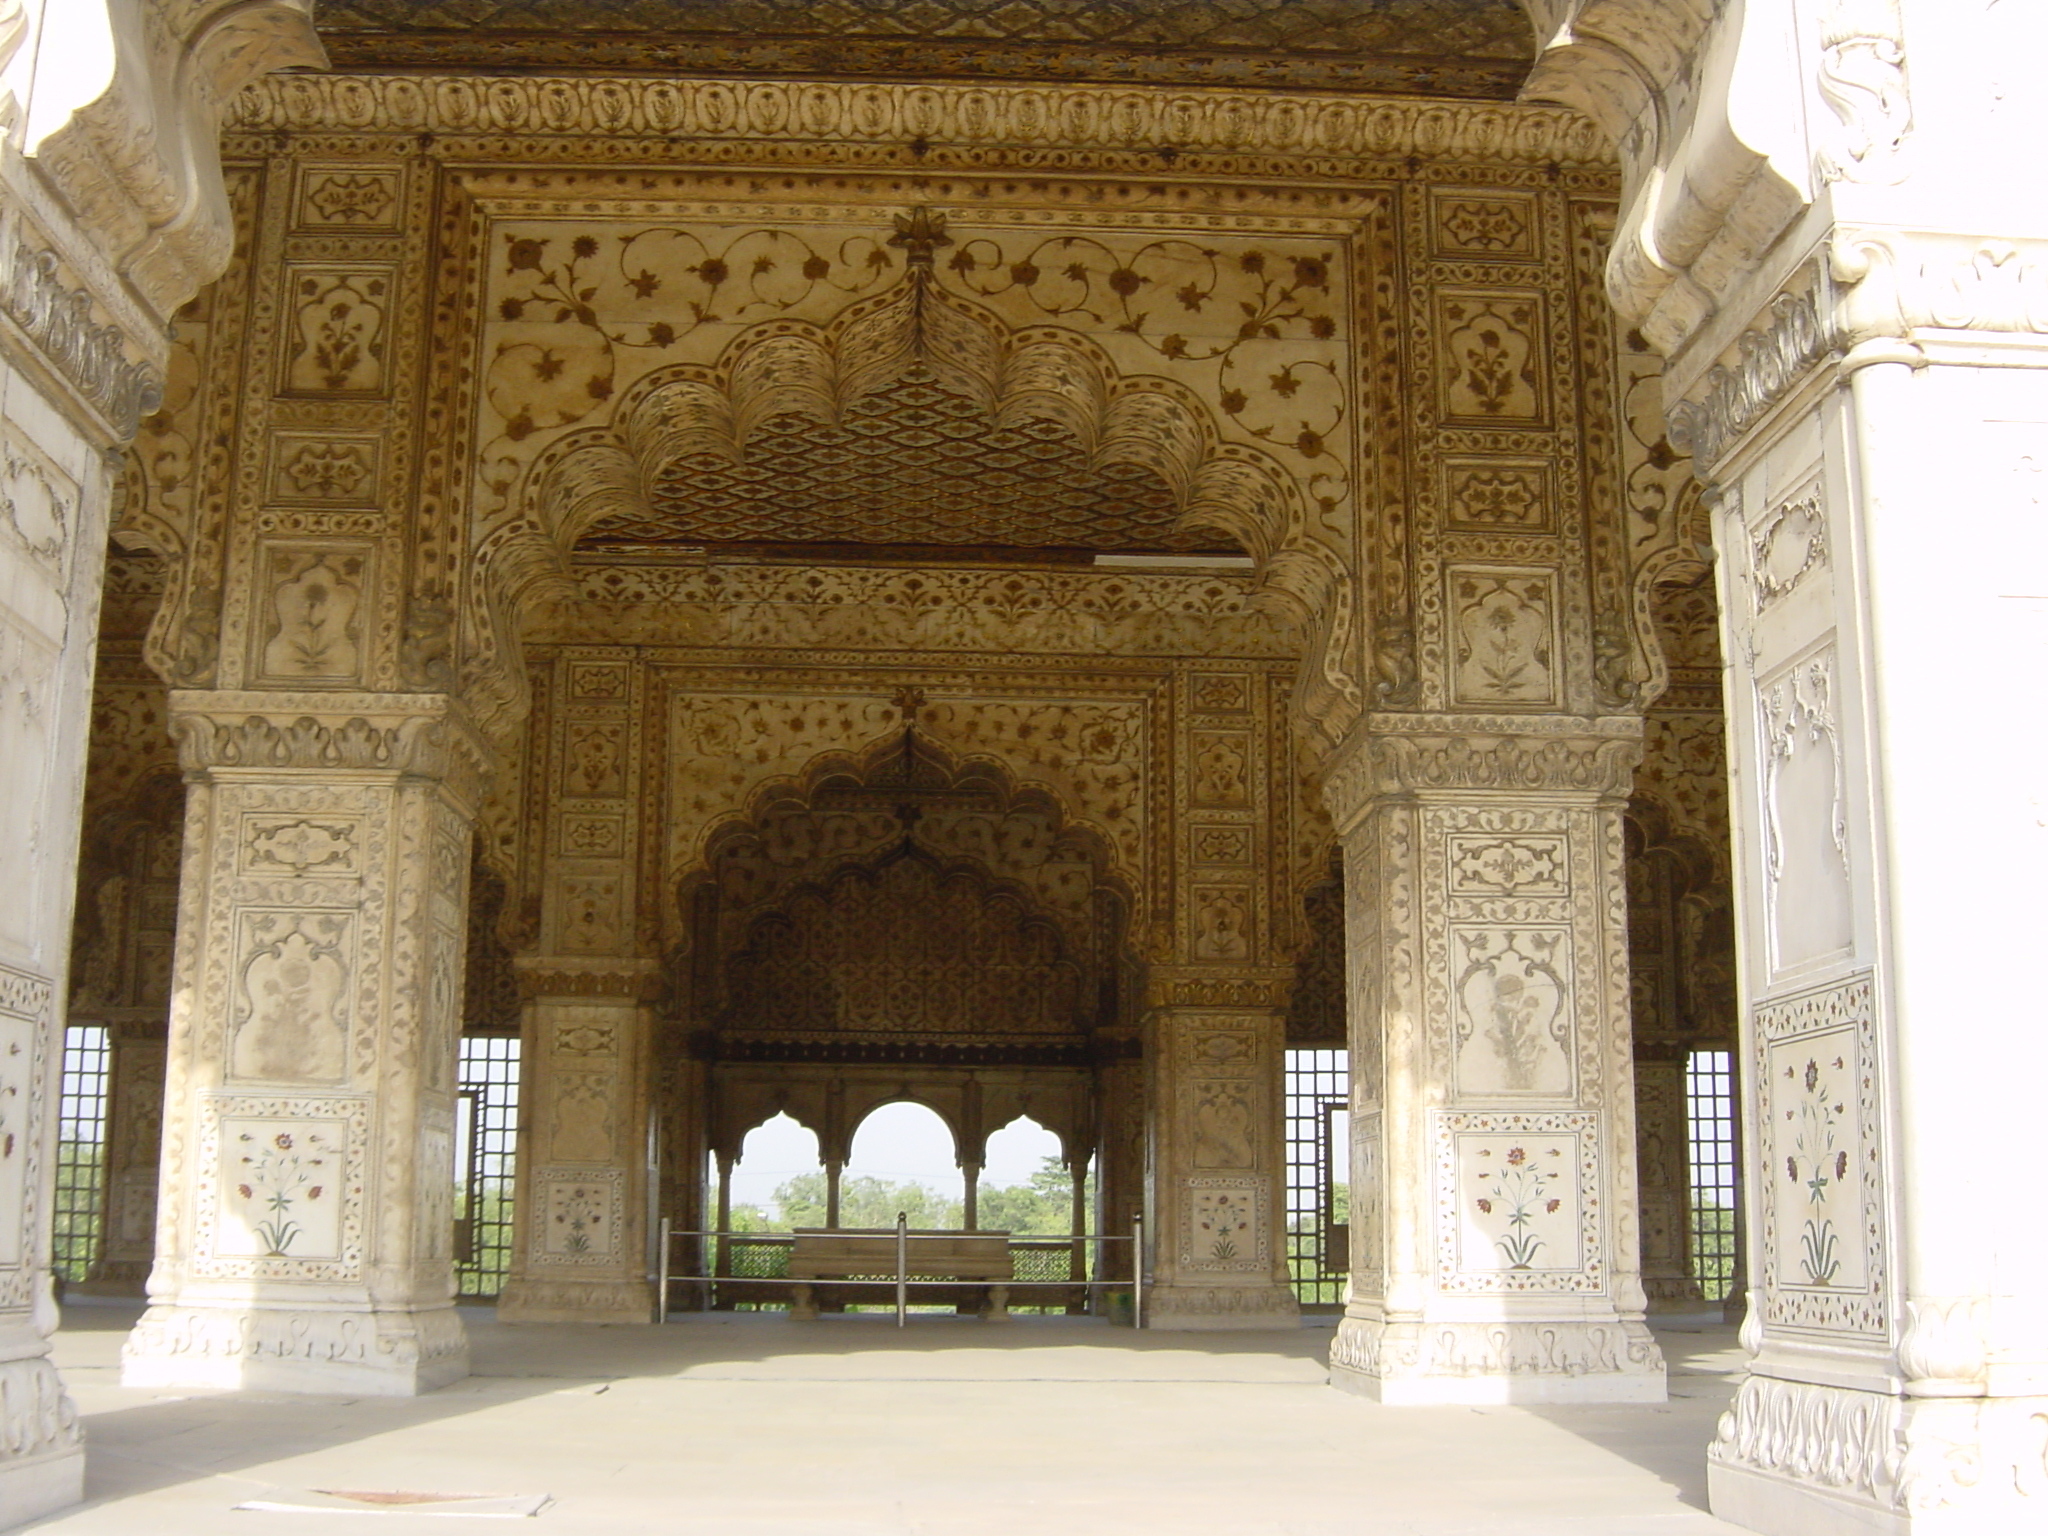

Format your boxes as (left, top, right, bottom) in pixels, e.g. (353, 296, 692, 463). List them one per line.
(664, 734, 1129, 1293)
(110, 17, 1698, 1408)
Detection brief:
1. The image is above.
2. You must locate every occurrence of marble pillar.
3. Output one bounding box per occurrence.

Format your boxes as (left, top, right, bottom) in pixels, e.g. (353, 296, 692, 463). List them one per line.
(1694, 336, 2048, 1535)
(495, 959, 659, 1324)
(121, 692, 489, 1394)
(1325, 723, 1665, 1403)
(1143, 973, 1299, 1330)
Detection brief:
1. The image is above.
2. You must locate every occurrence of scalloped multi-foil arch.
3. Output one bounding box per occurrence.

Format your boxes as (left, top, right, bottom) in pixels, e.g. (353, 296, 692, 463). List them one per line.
(478, 272, 1342, 729)
(676, 723, 1137, 964)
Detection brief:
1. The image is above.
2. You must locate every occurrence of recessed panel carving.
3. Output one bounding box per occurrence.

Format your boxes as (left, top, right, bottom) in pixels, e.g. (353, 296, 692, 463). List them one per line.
(252, 543, 371, 686)
(281, 266, 393, 396)
(1449, 566, 1560, 707)
(269, 434, 381, 504)
(1435, 290, 1547, 424)
(1442, 456, 1552, 532)
(1430, 190, 1540, 260)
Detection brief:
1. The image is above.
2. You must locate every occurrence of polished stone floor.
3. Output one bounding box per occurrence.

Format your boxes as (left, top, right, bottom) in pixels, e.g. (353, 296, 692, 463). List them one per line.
(15, 1302, 1749, 1534)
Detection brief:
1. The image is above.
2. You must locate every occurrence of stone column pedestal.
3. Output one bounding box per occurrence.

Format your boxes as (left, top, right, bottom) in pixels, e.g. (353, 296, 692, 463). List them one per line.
(1326, 722, 1665, 1404)
(1143, 974, 1299, 1330)
(121, 693, 490, 1395)
(495, 958, 659, 1325)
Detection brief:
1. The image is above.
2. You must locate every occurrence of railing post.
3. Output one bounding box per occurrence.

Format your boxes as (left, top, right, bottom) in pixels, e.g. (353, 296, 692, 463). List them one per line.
(1132, 1212, 1144, 1330)
(657, 1217, 671, 1324)
(896, 1210, 908, 1328)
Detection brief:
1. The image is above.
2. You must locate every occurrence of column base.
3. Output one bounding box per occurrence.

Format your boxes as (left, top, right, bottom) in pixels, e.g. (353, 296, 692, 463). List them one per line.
(121, 1301, 469, 1395)
(0, 1355, 83, 1524)
(1144, 1283, 1300, 1331)
(1643, 1276, 1708, 1313)
(495, 1277, 656, 1325)
(1329, 1312, 1666, 1404)
(1710, 1374, 2048, 1535)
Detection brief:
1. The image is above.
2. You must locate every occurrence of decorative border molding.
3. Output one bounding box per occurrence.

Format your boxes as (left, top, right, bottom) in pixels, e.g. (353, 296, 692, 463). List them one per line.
(168, 691, 496, 805)
(229, 75, 1613, 169)
(1666, 291, 1835, 474)
(0, 247, 163, 440)
(1322, 716, 1643, 824)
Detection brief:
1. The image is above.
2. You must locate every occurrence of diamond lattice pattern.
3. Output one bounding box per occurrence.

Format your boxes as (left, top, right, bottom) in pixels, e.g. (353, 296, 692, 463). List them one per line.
(580, 367, 1218, 552)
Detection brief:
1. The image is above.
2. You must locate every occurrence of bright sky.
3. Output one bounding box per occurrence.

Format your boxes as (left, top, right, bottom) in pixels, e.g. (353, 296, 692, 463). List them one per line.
(725, 1105, 1063, 1210)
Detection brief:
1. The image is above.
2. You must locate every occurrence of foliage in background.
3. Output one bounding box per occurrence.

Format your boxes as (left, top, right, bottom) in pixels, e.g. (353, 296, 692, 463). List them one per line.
(730, 1156, 1081, 1234)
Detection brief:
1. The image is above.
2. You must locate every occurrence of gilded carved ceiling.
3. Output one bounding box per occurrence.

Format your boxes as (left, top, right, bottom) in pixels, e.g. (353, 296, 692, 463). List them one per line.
(315, 0, 1533, 99)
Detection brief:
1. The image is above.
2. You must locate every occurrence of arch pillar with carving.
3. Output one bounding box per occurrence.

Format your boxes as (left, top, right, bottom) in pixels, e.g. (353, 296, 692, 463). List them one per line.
(495, 958, 661, 1325)
(1532, 1, 2048, 1527)
(0, 0, 321, 1510)
(1141, 968, 1300, 1330)
(1323, 717, 1665, 1403)
(119, 692, 489, 1395)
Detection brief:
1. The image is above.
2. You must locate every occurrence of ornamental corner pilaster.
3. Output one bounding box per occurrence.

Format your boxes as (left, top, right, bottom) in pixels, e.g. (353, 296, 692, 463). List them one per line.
(167, 691, 498, 810)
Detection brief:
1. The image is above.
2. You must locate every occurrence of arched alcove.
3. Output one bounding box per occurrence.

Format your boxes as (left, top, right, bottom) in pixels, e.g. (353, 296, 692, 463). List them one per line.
(843, 1100, 963, 1229)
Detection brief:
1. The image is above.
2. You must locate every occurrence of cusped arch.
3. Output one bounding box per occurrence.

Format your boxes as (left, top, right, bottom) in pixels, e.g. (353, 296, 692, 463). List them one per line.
(721, 843, 1091, 1042)
(674, 717, 1140, 961)
(484, 270, 1326, 637)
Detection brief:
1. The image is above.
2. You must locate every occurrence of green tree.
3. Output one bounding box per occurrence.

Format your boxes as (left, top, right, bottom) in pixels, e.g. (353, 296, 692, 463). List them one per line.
(977, 1156, 1082, 1235)
(770, 1172, 963, 1230)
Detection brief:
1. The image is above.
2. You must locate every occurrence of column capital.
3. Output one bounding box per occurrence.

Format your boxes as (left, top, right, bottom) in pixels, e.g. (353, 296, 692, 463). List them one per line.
(1320, 713, 1644, 829)
(167, 690, 496, 808)
(512, 956, 666, 1003)
(1141, 966, 1294, 1013)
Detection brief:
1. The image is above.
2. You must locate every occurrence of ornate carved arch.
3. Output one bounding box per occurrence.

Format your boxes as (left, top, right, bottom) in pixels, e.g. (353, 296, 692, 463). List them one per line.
(671, 709, 1140, 960)
(473, 254, 1332, 734)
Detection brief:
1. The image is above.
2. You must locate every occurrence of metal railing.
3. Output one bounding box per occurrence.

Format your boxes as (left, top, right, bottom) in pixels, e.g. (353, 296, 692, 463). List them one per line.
(657, 1212, 1146, 1329)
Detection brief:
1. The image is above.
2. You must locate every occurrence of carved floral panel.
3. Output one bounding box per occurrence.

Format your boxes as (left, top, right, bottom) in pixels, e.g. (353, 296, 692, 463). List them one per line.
(192, 1095, 369, 1281)
(1450, 926, 1575, 1098)
(1434, 290, 1547, 424)
(1758, 642, 1854, 973)
(229, 910, 354, 1084)
(1756, 974, 1887, 1339)
(251, 543, 371, 687)
(1435, 1111, 1602, 1294)
(1178, 1177, 1270, 1272)
(535, 1167, 625, 1264)
(281, 267, 393, 396)
(1448, 566, 1560, 707)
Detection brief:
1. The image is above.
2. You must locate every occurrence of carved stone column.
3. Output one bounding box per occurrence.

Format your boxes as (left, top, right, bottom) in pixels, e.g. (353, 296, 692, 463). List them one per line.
(496, 959, 659, 1324)
(121, 692, 489, 1394)
(1096, 1050, 1143, 1293)
(1687, 297, 2048, 1533)
(1142, 970, 1299, 1330)
(1634, 1043, 1703, 1313)
(1326, 721, 1665, 1403)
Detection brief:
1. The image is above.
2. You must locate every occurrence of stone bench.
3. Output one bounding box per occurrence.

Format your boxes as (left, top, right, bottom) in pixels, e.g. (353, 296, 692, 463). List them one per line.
(786, 1229, 1014, 1320)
